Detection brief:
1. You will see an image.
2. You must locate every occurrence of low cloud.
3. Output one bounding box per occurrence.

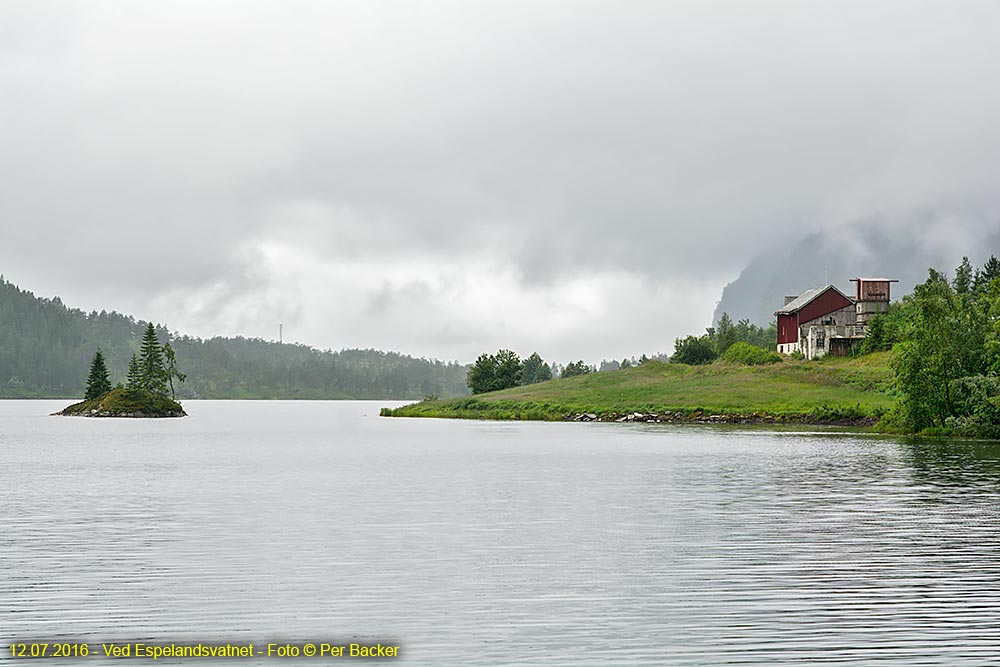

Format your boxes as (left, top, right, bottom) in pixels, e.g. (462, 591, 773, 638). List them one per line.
(3, 1, 1000, 361)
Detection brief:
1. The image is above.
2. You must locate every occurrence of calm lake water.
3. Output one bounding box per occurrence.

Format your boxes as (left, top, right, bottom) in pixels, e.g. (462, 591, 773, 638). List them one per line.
(3, 400, 1000, 665)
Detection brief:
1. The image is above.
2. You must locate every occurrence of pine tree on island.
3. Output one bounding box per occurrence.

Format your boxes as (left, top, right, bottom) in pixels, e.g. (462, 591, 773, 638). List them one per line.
(85, 349, 112, 400)
(60, 324, 187, 417)
(138, 322, 169, 394)
(126, 353, 142, 390)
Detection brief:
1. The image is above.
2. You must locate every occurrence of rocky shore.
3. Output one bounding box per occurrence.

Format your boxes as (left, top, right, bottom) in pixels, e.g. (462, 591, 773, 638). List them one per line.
(567, 411, 878, 426)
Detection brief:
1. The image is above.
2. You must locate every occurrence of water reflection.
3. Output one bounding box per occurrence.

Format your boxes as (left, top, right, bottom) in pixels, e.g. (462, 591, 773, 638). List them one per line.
(2, 403, 1000, 666)
(900, 437, 1000, 494)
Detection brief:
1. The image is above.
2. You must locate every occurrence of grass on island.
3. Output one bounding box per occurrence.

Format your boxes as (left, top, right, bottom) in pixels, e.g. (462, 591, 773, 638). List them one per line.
(381, 352, 897, 423)
(57, 388, 186, 417)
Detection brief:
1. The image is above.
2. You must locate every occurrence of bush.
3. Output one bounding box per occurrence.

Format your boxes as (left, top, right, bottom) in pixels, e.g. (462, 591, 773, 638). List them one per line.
(561, 361, 594, 378)
(671, 335, 717, 365)
(721, 342, 782, 365)
(943, 375, 1000, 438)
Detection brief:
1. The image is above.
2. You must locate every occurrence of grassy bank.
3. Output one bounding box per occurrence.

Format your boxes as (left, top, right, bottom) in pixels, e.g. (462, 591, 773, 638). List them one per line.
(381, 353, 897, 424)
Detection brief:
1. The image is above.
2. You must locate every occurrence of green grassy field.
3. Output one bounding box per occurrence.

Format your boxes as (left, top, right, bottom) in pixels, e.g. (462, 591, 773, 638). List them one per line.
(381, 353, 898, 423)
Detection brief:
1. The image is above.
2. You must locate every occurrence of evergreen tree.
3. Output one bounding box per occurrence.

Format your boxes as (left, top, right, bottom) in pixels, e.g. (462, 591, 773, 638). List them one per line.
(713, 312, 738, 355)
(521, 352, 552, 384)
(561, 360, 593, 378)
(138, 322, 168, 394)
(84, 349, 112, 399)
(953, 256, 973, 295)
(974, 255, 1000, 293)
(126, 354, 141, 390)
(162, 343, 186, 399)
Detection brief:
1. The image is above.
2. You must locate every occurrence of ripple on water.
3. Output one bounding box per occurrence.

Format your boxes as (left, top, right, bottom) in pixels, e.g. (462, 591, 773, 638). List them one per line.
(3, 401, 1000, 665)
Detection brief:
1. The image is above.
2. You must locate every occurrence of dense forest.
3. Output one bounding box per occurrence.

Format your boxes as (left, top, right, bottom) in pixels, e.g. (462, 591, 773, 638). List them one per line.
(0, 276, 469, 399)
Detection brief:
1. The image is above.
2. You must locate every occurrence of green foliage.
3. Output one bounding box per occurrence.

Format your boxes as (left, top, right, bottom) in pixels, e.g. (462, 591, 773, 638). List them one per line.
(713, 313, 738, 355)
(493, 349, 522, 389)
(671, 335, 717, 365)
(126, 354, 141, 390)
(859, 313, 890, 354)
(889, 260, 995, 434)
(808, 403, 880, 423)
(561, 360, 593, 378)
(953, 256, 973, 295)
(706, 312, 777, 352)
(138, 322, 169, 395)
(0, 276, 469, 399)
(521, 352, 552, 385)
(721, 341, 782, 365)
(943, 375, 1000, 438)
(162, 342, 186, 399)
(973, 254, 1000, 294)
(856, 300, 911, 354)
(467, 349, 523, 394)
(467, 353, 497, 394)
(680, 312, 777, 365)
(84, 349, 112, 400)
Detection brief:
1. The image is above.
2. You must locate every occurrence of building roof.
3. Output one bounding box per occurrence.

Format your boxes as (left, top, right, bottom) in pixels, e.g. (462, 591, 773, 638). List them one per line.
(851, 277, 899, 282)
(774, 284, 853, 315)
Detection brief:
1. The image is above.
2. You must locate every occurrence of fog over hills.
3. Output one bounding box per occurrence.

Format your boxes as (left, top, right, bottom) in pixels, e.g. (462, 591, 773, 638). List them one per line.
(0, 275, 469, 400)
(713, 217, 1000, 328)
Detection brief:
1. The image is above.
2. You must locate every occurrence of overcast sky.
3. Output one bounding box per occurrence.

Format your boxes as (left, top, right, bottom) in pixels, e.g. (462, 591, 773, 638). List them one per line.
(3, 1, 1000, 363)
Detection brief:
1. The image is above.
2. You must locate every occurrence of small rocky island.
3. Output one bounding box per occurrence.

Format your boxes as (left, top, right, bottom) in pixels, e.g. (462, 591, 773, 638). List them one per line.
(56, 323, 187, 418)
(56, 387, 186, 418)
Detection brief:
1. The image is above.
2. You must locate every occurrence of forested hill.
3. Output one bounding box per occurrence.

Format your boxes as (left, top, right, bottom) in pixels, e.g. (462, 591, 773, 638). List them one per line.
(0, 276, 469, 399)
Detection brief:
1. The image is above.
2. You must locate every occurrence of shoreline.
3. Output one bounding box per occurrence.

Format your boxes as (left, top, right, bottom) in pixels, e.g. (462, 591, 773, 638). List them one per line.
(380, 402, 883, 428)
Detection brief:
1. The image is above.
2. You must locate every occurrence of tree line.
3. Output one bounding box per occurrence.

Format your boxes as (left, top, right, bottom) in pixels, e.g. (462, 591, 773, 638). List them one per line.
(467, 350, 599, 394)
(0, 276, 469, 399)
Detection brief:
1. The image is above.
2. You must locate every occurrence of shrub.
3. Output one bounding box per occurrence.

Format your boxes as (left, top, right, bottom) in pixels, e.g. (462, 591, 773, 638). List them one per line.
(722, 342, 782, 365)
(671, 335, 717, 365)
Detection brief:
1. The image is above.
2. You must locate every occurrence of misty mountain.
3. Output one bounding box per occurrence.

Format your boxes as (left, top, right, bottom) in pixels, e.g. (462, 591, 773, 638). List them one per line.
(712, 223, 1000, 328)
(0, 276, 469, 400)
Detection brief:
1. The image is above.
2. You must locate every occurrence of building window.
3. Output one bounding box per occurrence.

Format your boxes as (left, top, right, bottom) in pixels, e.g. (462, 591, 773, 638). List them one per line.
(817, 337, 825, 348)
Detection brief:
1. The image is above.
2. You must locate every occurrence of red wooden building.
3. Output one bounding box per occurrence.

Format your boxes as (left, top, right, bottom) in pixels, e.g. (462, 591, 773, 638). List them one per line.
(775, 278, 896, 358)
